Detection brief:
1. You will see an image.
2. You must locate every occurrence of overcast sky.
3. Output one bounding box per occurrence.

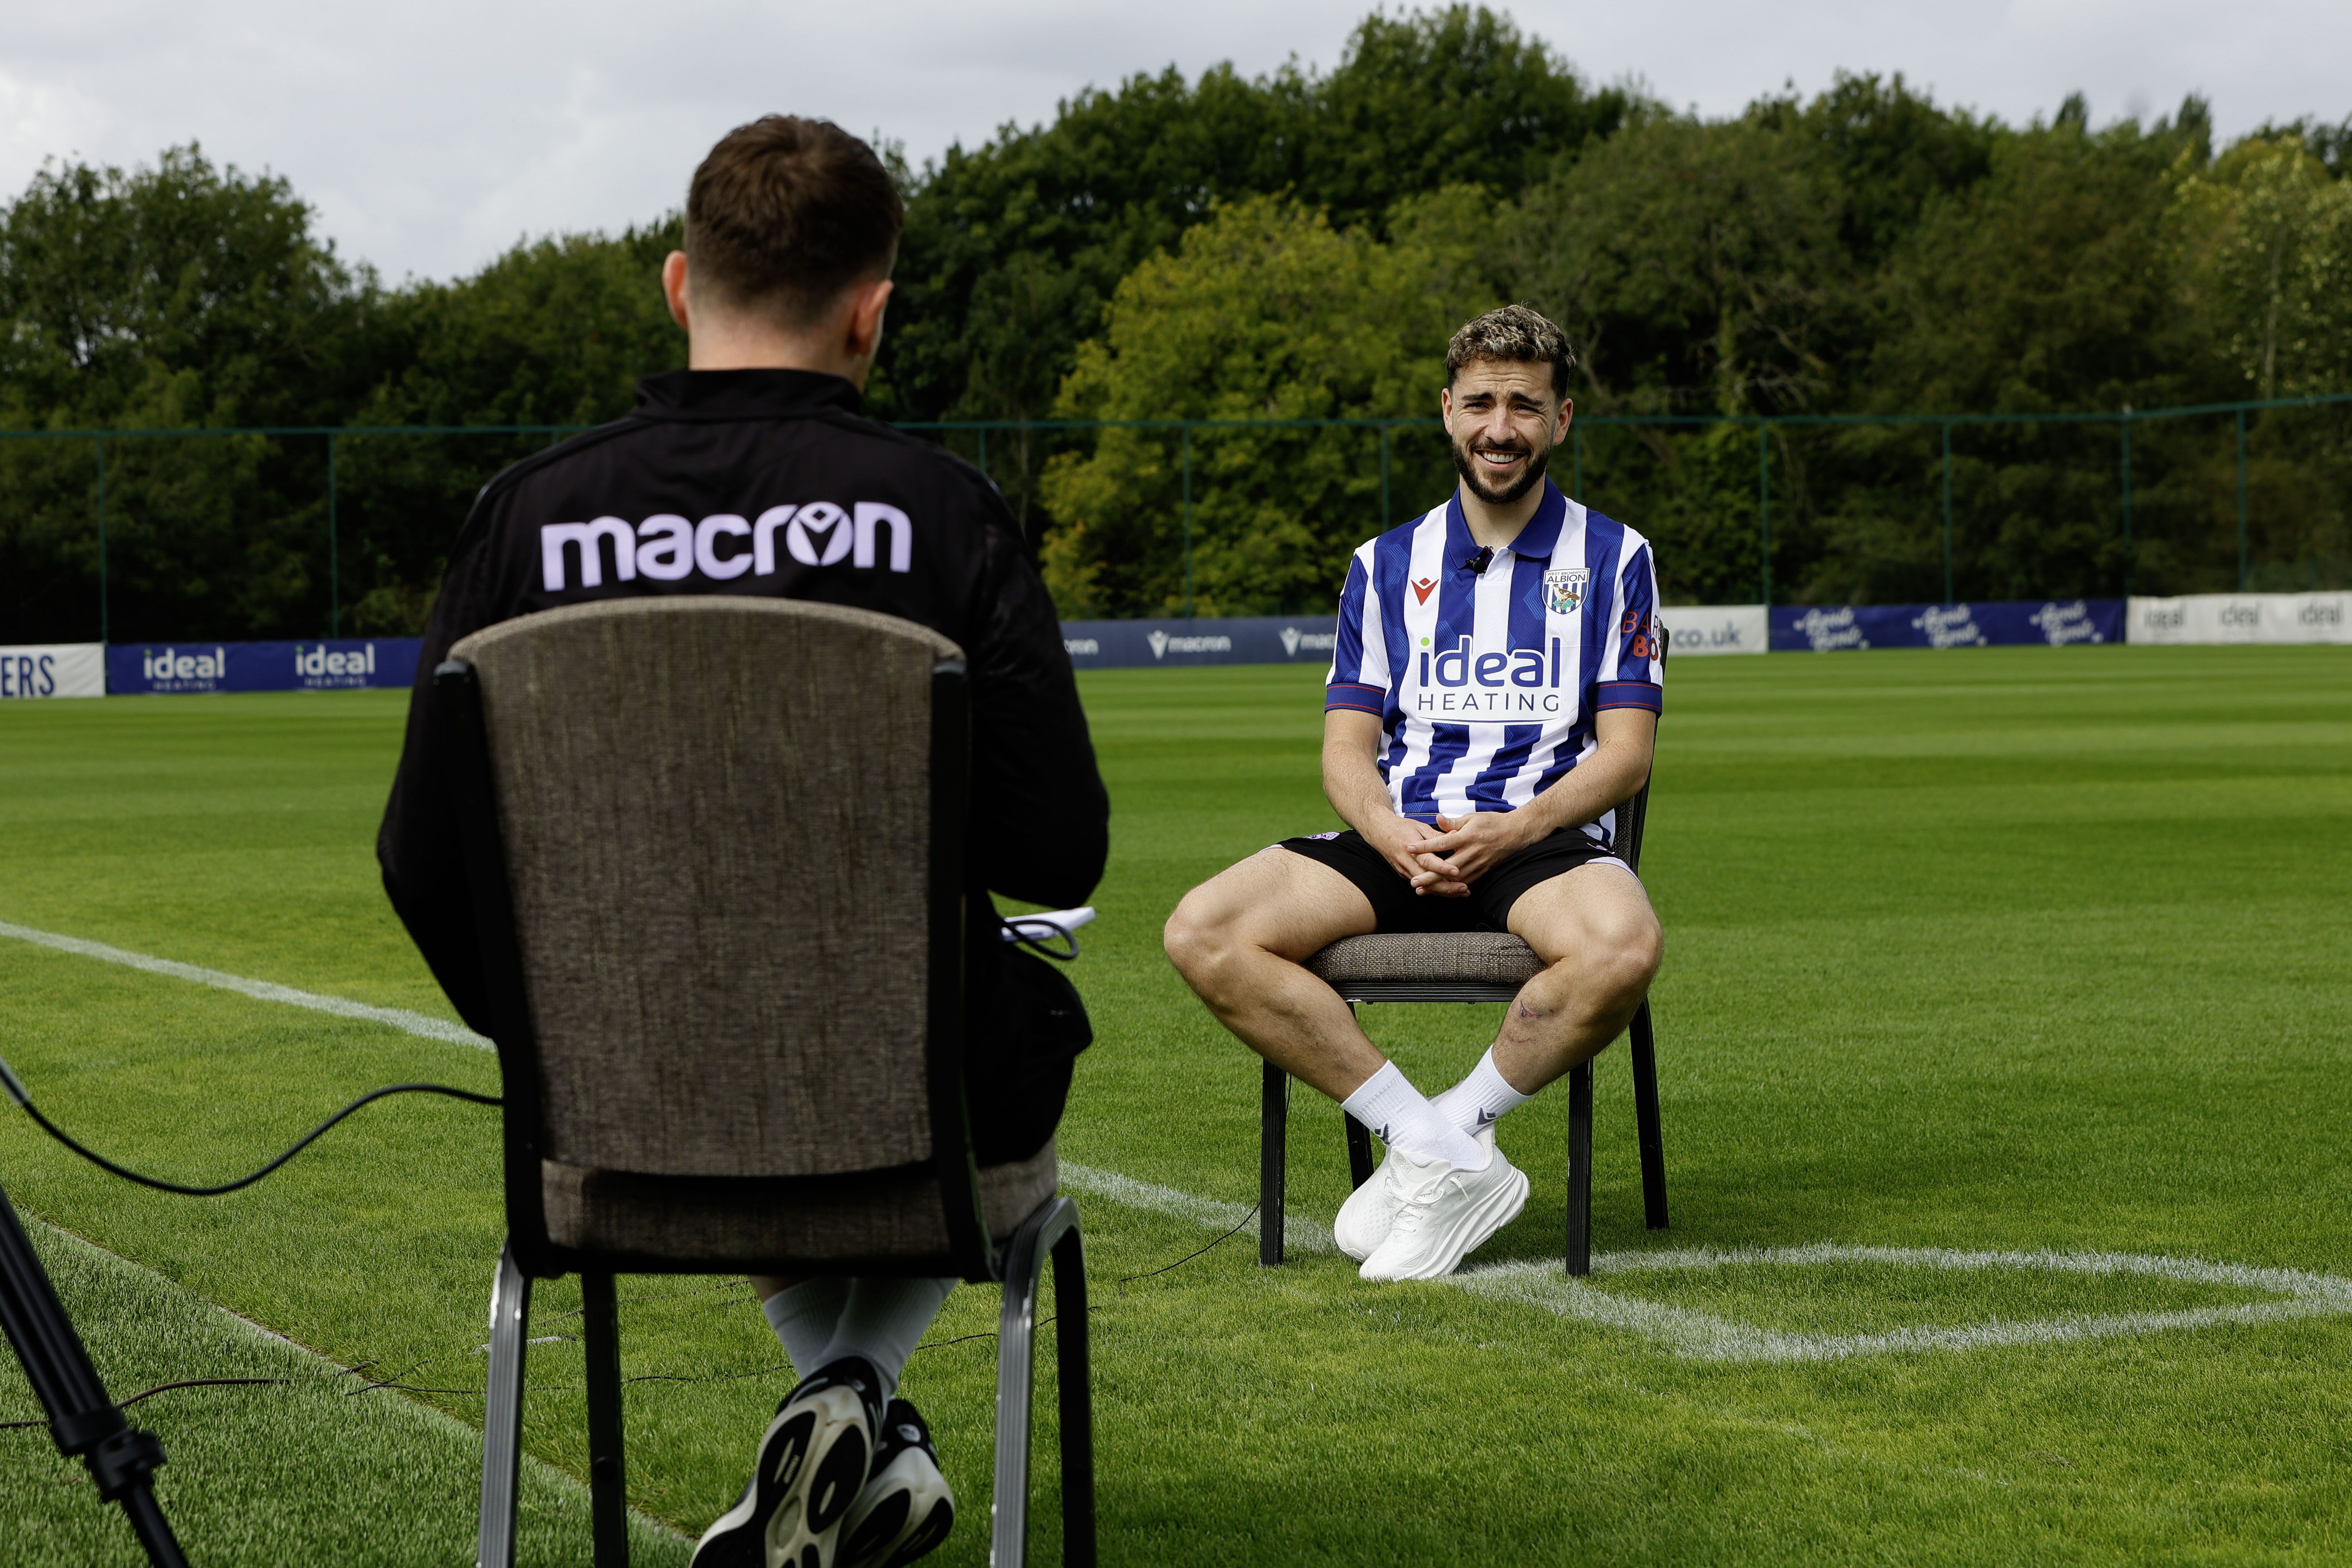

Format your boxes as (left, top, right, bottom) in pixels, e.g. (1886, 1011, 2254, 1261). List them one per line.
(4, 0, 2346, 286)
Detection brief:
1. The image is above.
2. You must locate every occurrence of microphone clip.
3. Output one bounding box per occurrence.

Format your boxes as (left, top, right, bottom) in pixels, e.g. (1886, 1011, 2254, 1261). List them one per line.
(1461, 545, 1495, 575)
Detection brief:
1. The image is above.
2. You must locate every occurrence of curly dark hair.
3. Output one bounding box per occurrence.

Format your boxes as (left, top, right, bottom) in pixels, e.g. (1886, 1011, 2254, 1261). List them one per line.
(1445, 305, 1574, 398)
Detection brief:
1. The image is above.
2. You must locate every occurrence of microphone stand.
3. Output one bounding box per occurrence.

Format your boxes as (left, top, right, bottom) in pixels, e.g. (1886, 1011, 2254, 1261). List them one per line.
(0, 1179, 189, 1567)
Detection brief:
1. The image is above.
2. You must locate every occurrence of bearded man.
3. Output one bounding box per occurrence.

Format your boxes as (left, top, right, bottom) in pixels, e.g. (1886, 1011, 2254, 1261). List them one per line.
(1163, 304, 1664, 1281)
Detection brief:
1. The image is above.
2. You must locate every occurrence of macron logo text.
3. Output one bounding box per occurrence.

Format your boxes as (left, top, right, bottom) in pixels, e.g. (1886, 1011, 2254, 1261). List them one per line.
(540, 503, 914, 593)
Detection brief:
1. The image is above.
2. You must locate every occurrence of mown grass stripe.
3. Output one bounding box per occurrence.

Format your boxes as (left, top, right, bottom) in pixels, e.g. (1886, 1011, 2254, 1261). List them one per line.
(0, 918, 490, 1049)
(17, 909, 2352, 1374)
(23, 1216, 691, 1549)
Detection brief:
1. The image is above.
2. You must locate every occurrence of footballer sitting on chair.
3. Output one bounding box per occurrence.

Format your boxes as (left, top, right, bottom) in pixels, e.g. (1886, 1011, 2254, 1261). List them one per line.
(1163, 304, 1664, 1281)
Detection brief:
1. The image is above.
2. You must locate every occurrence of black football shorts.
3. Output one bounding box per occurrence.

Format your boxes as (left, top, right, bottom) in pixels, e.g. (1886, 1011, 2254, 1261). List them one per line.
(1279, 825, 1630, 933)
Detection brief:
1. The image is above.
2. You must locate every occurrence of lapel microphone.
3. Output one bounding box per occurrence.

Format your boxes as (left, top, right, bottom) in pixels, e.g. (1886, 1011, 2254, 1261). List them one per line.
(1461, 545, 1495, 574)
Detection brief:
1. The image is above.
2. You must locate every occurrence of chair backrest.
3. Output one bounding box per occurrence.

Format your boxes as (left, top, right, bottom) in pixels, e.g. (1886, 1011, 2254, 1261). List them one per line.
(1615, 782, 1650, 875)
(437, 597, 984, 1266)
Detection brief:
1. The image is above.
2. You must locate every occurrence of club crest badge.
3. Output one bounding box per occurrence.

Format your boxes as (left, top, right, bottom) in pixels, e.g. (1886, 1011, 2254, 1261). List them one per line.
(1544, 567, 1590, 616)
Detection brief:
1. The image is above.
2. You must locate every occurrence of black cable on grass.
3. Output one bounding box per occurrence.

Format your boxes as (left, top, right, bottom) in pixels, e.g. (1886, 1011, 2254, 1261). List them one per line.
(0, 1377, 291, 1431)
(11, 1200, 1263, 1412)
(1, 1021, 1258, 1402)
(1111, 1205, 1259, 1287)
(908, 1203, 1264, 1357)
(337, 1206, 1271, 1399)
(0, 1052, 498, 1197)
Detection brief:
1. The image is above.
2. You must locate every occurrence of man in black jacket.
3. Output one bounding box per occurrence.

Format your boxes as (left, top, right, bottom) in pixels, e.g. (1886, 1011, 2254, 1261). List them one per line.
(378, 116, 1107, 1568)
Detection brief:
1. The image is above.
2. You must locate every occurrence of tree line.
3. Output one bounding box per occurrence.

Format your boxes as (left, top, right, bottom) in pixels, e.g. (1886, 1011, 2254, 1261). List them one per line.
(2, 6, 2346, 641)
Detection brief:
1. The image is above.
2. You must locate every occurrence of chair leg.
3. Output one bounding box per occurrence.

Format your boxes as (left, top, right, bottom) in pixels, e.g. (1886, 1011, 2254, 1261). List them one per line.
(1052, 1226, 1097, 1568)
(1565, 1063, 1594, 1277)
(1259, 1060, 1287, 1266)
(1629, 1001, 1670, 1231)
(477, 1241, 532, 1568)
(581, 1271, 628, 1568)
(1344, 1112, 1375, 1191)
(992, 1196, 1083, 1568)
(1340, 1000, 1376, 1190)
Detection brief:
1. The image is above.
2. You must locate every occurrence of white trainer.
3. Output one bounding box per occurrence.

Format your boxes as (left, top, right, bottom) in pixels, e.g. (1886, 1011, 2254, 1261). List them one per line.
(1333, 1126, 1496, 1261)
(1357, 1140, 1528, 1281)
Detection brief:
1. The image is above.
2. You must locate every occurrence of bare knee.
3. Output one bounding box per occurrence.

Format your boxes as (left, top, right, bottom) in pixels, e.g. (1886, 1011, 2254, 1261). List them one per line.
(1589, 910, 1663, 1012)
(1163, 887, 1244, 995)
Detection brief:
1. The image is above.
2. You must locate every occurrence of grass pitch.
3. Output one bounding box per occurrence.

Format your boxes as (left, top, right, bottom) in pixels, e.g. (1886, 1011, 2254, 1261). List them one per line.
(1, 645, 2349, 1564)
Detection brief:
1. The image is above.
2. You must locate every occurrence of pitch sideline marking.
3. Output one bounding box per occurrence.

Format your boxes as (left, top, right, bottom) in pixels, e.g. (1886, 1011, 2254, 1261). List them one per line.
(16, 919, 2350, 1364)
(27, 1217, 690, 1545)
(1061, 1162, 1338, 1254)
(1058, 1170, 2352, 1361)
(0, 918, 492, 1049)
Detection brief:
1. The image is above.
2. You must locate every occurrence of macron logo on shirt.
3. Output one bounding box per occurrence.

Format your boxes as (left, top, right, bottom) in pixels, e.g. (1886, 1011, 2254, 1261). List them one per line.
(539, 503, 913, 592)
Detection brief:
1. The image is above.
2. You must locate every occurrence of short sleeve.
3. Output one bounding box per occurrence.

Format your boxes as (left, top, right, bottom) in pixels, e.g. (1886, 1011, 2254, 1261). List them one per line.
(1325, 551, 1385, 715)
(1594, 540, 1662, 713)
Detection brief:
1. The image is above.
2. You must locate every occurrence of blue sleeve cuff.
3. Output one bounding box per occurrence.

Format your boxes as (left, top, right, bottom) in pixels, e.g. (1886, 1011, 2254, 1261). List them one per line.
(1594, 681, 1662, 714)
(1324, 681, 1387, 716)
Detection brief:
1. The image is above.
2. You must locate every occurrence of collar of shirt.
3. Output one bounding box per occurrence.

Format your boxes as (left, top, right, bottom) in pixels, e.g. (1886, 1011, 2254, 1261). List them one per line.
(631, 368, 865, 420)
(1444, 478, 1569, 571)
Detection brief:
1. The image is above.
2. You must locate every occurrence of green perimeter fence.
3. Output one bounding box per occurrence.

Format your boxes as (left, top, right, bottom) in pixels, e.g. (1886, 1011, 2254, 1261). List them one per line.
(3, 391, 2348, 644)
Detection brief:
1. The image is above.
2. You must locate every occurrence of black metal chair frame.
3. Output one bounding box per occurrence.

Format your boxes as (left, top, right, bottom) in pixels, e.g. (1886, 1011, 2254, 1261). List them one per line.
(438, 644, 1095, 1568)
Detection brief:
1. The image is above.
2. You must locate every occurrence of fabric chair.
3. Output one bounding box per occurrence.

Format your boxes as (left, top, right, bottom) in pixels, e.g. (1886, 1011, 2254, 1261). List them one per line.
(1263, 638, 1674, 1279)
(435, 596, 1094, 1568)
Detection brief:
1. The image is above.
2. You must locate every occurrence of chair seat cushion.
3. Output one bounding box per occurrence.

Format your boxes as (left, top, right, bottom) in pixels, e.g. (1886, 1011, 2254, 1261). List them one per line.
(1305, 931, 1543, 987)
(540, 1139, 1058, 1269)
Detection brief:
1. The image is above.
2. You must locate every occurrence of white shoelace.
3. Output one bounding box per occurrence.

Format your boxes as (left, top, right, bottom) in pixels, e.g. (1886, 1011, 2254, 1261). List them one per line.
(1388, 1171, 1454, 1234)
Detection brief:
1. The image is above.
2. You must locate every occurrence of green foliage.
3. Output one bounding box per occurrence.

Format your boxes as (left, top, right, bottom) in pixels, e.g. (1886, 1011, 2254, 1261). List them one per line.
(884, 5, 1617, 420)
(335, 221, 687, 633)
(0, 148, 381, 641)
(880, 6, 1620, 535)
(2175, 136, 2352, 401)
(4, 12, 2351, 634)
(1291, 6, 1632, 232)
(1507, 113, 1850, 418)
(0, 145, 685, 641)
(0, 147, 375, 430)
(1038, 196, 1495, 615)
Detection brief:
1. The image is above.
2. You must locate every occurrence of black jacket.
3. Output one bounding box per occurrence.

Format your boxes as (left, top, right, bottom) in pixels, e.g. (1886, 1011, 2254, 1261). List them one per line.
(378, 370, 1109, 1151)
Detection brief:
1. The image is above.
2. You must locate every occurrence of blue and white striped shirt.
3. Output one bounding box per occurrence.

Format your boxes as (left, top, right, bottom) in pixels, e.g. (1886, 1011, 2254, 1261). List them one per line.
(1325, 479, 1662, 841)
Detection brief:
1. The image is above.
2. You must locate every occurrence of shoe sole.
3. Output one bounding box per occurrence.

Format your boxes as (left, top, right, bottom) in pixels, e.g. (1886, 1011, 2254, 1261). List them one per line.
(691, 1385, 873, 1568)
(1358, 1163, 1531, 1281)
(839, 1447, 956, 1568)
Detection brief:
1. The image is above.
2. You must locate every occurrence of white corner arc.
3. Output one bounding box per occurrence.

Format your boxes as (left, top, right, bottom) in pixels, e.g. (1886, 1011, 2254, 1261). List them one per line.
(1455, 1241, 2352, 1362)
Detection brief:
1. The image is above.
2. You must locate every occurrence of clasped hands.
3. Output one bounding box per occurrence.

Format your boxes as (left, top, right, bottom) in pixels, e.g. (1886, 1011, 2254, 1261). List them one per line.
(1378, 810, 1536, 897)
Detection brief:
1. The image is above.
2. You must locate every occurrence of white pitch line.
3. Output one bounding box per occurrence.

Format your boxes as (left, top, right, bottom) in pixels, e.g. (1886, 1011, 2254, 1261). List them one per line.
(19, 917, 2351, 1365)
(0, 918, 490, 1049)
(1453, 1247, 2352, 1363)
(1061, 1162, 1337, 1254)
(31, 1218, 690, 1546)
(1057, 1176, 2352, 1363)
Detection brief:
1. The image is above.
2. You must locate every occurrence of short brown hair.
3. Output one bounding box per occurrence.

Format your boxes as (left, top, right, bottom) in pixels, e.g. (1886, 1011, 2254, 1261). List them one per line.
(685, 116, 903, 327)
(1446, 305, 1575, 399)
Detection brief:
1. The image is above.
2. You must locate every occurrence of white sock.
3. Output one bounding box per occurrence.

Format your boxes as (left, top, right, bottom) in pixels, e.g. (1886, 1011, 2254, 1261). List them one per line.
(1340, 1061, 1490, 1171)
(761, 1278, 850, 1381)
(1433, 1048, 1535, 1136)
(809, 1276, 958, 1399)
